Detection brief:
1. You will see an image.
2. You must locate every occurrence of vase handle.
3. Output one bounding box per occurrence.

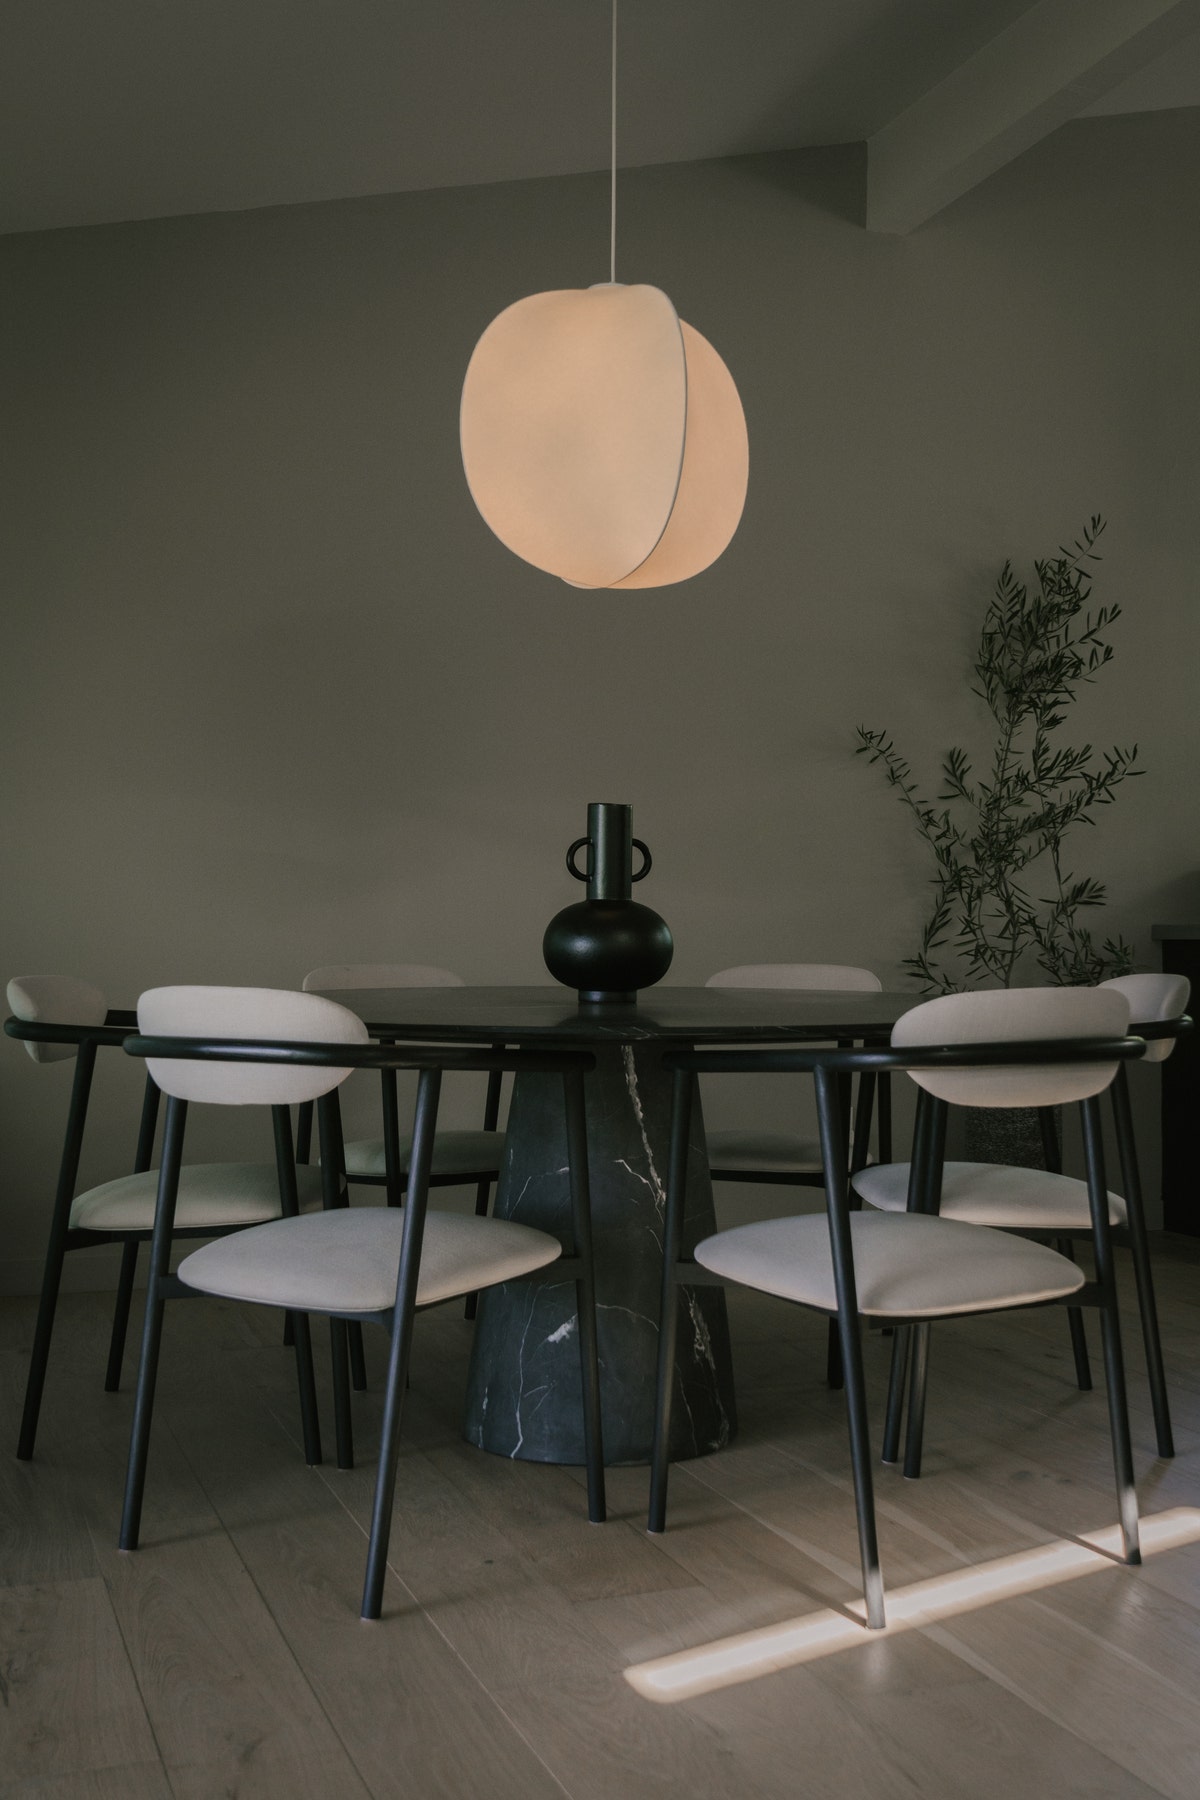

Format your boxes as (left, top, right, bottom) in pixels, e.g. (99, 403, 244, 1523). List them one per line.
(631, 839, 652, 882)
(566, 837, 592, 882)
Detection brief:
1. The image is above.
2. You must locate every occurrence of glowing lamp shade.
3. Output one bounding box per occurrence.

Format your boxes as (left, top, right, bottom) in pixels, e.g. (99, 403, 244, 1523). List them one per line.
(460, 282, 748, 589)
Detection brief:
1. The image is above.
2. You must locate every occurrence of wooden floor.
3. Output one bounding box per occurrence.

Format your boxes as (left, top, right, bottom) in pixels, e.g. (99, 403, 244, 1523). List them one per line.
(3, 1238, 1200, 1800)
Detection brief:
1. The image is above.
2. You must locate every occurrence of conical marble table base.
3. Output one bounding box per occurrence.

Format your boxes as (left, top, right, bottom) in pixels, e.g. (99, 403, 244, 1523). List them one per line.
(464, 1043, 736, 1465)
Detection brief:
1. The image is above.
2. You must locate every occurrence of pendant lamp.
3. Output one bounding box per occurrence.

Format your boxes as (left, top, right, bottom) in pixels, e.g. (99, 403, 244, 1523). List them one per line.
(459, 3, 748, 589)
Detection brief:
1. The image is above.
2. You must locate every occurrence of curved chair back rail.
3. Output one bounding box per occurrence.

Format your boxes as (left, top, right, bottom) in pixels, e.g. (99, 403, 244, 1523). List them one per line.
(705, 963, 882, 991)
(663, 1033, 1148, 1079)
(123, 1034, 596, 1080)
(302, 963, 465, 992)
(1101, 973, 1191, 1063)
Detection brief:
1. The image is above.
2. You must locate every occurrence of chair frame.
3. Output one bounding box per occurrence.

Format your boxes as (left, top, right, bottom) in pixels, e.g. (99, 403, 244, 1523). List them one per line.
(118, 1031, 606, 1620)
(875, 1015, 1190, 1466)
(4, 1008, 329, 1461)
(648, 1032, 1147, 1632)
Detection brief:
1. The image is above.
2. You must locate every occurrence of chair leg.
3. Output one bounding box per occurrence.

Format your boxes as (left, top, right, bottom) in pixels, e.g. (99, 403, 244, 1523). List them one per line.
(330, 1319, 354, 1469)
(882, 1324, 910, 1463)
(1112, 1065, 1173, 1457)
(1082, 1096, 1140, 1565)
(902, 1323, 931, 1480)
(815, 1065, 885, 1628)
(104, 1239, 140, 1393)
(282, 1312, 295, 1348)
(349, 1321, 368, 1391)
(1055, 1239, 1093, 1391)
(120, 1096, 187, 1552)
(464, 1176, 494, 1321)
(18, 1042, 97, 1461)
(361, 1068, 442, 1621)
(825, 1317, 844, 1390)
(564, 1067, 605, 1523)
(291, 1314, 323, 1468)
(648, 1070, 692, 1535)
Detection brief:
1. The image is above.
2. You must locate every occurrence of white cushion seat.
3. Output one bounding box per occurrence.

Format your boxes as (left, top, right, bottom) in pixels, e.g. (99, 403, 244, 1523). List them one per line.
(694, 1212, 1085, 1318)
(339, 1128, 504, 1181)
(69, 1162, 328, 1232)
(177, 1206, 561, 1315)
(852, 1161, 1127, 1229)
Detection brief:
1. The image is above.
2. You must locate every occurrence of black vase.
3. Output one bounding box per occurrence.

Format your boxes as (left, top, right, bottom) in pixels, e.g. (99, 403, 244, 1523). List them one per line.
(543, 803, 674, 1004)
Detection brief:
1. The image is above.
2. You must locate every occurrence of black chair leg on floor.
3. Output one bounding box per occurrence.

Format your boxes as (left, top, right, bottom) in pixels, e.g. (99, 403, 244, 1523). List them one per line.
(292, 1313, 322, 1468)
(1055, 1239, 1093, 1391)
(1112, 1065, 1174, 1457)
(882, 1324, 910, 1464)
(361, 1068, 441, 1621)
(1082, 1096, 1140, 1564)
(104, 1239, 140, 1393)
(903, 1323, 931, 1480)
(648, 1070, 692, 1536)
(120, 1096, 186, 1552)
(464, 1176, 495, 1321)
(349, 1321, 368, 1391)
(826, 1316, 844, 1390)
(330, 1319, 353, 1469)
(18, 1041, 97, 1461)
(815, 1066, 885, 1629)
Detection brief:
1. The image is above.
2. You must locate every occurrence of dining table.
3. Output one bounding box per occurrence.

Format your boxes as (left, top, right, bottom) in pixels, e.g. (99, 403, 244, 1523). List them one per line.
(314, 982, 917, 1467)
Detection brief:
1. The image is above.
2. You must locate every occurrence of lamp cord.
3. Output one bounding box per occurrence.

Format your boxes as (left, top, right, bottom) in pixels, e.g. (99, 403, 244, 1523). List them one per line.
(610, 0, 617, 283)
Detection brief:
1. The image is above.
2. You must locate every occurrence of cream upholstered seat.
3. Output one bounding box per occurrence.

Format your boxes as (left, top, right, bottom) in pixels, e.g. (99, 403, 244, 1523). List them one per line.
(853, 971, 1190, 1458)
(301, 964, 505, 1186)
(696, 1210, 1084, 1317)
(648, 985, 1143, 1633)
(70, 1161, 326, 1231)
(121, 987, 605, 1622)
(703, 964, 883, 1179)
(4, 974, 339, 1464)
(853, 1160, 1126, 1228)
(179, 1206, 559, 1315)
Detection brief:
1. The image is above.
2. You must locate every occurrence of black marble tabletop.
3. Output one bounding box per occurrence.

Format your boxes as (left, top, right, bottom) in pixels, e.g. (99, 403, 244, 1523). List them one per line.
(315, 984, 917, 1043)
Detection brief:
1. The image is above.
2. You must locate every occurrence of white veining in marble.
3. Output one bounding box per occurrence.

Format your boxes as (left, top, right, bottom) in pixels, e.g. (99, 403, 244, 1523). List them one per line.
(621, 1045, 666, 1213)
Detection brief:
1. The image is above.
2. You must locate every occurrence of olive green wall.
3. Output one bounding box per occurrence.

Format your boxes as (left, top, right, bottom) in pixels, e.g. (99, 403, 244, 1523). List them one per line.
(3, 110, 1198, 1290)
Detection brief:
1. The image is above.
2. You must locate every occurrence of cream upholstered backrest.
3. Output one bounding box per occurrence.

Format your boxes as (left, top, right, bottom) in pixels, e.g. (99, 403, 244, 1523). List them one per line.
(1100, 973, 1190, 1064)
(706, 964, 882, 992)
(893, 986, 1131, 1108)
(137, 987, 369, 1106)
(7, 975, 108, 1064)
(302, 964, 464, 992)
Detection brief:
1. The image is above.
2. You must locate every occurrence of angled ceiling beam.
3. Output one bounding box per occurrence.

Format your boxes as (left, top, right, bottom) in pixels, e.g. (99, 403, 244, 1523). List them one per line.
(866, 0, 1200, 234)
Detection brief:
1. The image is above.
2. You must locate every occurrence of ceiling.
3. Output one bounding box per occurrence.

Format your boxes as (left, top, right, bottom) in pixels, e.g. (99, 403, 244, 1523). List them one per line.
(5, 1, 1199, 237)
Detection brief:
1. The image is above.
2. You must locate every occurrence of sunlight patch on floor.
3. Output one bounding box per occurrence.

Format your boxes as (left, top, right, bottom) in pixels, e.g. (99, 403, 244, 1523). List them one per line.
(625, 1508, 1200, 1702)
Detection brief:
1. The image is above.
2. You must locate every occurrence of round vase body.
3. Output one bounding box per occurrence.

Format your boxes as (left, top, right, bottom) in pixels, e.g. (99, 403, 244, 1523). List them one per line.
(543, 899, 674, 1004)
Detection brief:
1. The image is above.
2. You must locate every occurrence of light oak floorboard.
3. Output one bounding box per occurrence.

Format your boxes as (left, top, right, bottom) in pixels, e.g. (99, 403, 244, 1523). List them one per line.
(2, 1231, 1199, 1800)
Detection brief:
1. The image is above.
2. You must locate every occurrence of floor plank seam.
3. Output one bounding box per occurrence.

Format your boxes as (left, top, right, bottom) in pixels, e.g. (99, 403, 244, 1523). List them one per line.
(79, 1519, 178, 1800)
(256, 1389, 581, 1800)
(919, 1619, 1178, 1800)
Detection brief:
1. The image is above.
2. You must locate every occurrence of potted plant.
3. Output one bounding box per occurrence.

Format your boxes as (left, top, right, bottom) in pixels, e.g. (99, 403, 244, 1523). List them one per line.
(856, 515, 1140, 1163)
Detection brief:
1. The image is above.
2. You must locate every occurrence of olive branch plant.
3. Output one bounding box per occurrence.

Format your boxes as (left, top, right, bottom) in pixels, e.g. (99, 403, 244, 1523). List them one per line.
(857, 516, 1141, 994)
